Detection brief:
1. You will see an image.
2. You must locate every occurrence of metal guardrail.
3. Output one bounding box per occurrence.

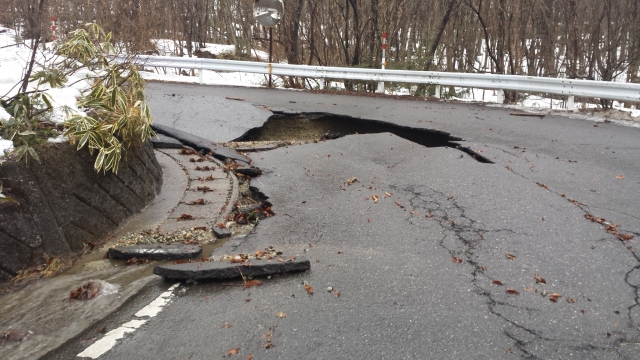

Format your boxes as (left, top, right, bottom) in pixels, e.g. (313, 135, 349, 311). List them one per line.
(131, 55, 640, 106)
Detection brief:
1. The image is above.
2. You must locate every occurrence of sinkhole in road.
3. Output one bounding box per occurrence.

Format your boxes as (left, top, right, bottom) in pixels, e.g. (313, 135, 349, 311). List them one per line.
(234, 112, 493, 163)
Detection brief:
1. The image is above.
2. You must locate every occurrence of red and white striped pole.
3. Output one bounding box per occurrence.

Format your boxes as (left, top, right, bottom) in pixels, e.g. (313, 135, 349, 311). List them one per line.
(377, 32, 387, 93)
(51, 16, 57, 42)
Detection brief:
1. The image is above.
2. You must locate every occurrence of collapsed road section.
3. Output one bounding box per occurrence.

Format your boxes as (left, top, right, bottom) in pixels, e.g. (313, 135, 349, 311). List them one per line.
(233, 112, 493, 163)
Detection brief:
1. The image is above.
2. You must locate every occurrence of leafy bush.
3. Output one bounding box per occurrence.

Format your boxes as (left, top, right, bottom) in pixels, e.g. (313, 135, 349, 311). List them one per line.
(1, 23, 155, 174)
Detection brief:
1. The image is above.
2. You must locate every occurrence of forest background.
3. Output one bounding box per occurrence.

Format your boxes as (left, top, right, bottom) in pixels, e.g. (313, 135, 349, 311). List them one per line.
(2, 0, 640, 101)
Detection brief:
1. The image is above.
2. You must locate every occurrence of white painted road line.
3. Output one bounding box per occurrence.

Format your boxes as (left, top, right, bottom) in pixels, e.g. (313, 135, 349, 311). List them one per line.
(77, 283, 180, 359)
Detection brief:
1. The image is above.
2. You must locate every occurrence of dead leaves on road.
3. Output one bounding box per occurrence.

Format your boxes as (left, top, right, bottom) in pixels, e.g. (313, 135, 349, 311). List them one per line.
(506, 253, 517, 260)
(69, 281, 102, 300)
(177, 214, 194, 221)
(227, 348, 240, 356)
(548, 293, 562, 302)
(584, 213, 636, 243)
(452, 257, 464, 264)
(534, 274, 547, 284)
(262, 327, 276, 349)
(243, 280, 262, 289)
(535, 182, 549, 190)
(304, 281, 314, 295)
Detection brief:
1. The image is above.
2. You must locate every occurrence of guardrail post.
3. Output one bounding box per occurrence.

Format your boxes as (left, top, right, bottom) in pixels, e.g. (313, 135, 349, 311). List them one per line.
(566, 96, 575, 110)
(199, 69, 204, 85)
(435, 85, 441, 99)
(496, 90, 503, 104)
(319, 78, 325, 90)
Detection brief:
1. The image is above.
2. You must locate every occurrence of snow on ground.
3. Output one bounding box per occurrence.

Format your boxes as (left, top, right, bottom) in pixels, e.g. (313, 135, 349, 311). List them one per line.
(1, 27, 638, 160)
(0, 26, 86, 158)
(143, 40, 272, 87)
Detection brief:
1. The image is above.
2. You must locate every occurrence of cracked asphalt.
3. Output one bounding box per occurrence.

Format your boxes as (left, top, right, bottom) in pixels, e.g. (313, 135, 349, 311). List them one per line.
(49, 83, 640, 359)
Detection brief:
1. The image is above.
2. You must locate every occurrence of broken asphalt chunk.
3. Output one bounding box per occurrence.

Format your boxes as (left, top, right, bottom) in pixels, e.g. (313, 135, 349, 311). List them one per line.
(235, 167, 263, 177)
(212, 226, 232, 239)
(108, 244, 202, 261)
(153, 256, 311, 281)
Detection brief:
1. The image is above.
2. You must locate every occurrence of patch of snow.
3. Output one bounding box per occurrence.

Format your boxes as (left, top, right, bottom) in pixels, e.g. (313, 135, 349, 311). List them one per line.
(47, 135, 68, 143)
(0, 139, 13, 157)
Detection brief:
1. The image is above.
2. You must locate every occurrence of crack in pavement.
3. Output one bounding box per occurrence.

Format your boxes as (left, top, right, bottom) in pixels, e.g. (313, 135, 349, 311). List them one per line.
(387, 180, 639, 357)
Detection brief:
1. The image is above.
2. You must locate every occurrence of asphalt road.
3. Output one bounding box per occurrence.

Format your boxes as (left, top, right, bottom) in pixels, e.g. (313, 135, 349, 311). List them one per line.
(48, 83, 640, 359)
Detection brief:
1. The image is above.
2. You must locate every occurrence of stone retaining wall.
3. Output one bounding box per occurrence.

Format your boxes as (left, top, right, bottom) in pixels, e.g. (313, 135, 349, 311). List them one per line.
(0, 141, 162, 282)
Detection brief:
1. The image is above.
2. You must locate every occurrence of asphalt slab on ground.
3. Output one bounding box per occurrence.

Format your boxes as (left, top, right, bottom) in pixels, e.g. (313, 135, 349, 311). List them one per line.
(45, 83, 640, 359)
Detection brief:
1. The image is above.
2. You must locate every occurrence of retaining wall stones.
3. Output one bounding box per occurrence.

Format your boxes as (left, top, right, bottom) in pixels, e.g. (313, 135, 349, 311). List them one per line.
(0, 141, 162, 282)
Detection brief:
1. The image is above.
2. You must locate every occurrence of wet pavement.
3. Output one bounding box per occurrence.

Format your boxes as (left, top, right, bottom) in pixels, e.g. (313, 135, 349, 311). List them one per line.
(0, 147, 238, 360)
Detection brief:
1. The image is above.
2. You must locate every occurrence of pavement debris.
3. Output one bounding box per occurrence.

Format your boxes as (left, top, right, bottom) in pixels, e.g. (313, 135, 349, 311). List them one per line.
(153, 256, 311, 281)
(108, 244, 203, 261)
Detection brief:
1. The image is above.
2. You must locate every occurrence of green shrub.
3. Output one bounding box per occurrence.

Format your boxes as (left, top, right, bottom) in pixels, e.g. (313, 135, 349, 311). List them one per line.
(1, 23, 155, 174)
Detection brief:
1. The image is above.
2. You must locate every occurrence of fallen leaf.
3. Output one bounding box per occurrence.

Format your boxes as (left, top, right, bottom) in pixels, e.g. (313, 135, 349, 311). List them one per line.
(534, 274, 547, 284)
(227, 348, 239, 355)
(481, 266, 487, 272)
(247, 356, 253, 360)
(447, 196, 454, 200)
(221, 323, 232, 328)
(426, 213, 434, 218)
(535, 182, 549, 190)
(549, 293, 562, 302)
(620, 234, 634, 241)
(372, 194, 379, 203)
(186, 198, 206, 206)
(262, 327, 275, 348)
(244, 280, 262, 288)
(334, 291, 341, 298)
(506, 288, 520, 295)
(276, 311, 287, 318)
(69, 281, 102, 300)
(304, 282, 314, 295)
(585, 213, 606, 224)
(566, 297, 578, 303)
(616, 175, 624, 179)
(492, 280, 504, 286)
(338, 250, 343, 254)
(506, 253, 517, 260)
(125, 257, 149, 266)
(347, 177, 358, 185)
(384, 192, 392, 198)
(177, 214, 194, 221)
(523, 287, 535, 292)
(452, 257, 464, 263)
(395, 201, 405, 209)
